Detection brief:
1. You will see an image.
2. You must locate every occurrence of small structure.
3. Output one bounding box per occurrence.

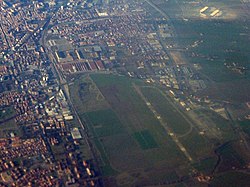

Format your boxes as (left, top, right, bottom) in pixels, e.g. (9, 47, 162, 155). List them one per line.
(71, 128, 82, 139)
(200, 6, 209, 14)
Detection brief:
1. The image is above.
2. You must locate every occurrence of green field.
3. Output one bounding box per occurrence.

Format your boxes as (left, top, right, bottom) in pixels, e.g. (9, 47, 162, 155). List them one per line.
(133, 130, 158, 150)
(0, 107, 15, 120)
(216, 142, 246, 172)
(192, 156, 218, 175)
(85, 109, 124, 137)
(172, 18, 250, 103)
(141, 86, 192, 135)
(140, 86, 214, 159)
(0, 119, 21, 138)
(180, 129, 212, 159)
(239, 120, 250, 137)
(70, 74, 191, 185)
(193, 108, 235, 141)
(69, 73, 250, 185)
(69, 75, 109, 114)
(0, 107, 20, 138)
(211, 171, 250, 187)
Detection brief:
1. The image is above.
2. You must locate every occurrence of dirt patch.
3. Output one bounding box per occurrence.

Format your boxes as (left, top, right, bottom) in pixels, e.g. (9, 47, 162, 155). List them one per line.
(170, 51, 186, 65)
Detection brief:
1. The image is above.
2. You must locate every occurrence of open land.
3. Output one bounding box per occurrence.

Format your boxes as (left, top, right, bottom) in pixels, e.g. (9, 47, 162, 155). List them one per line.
(69, 73, 250, 186)
(70, 74, 191, 186)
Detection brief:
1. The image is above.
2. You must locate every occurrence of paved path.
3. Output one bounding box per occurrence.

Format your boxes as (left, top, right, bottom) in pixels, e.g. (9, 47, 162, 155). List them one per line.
(133, 84, 193, 162)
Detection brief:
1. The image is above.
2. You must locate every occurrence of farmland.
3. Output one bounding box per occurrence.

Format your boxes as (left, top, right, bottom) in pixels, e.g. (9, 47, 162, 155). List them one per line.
(143, 0, 250, 103)
(211, 171, 250, 187)
(171, 17, 250, 103)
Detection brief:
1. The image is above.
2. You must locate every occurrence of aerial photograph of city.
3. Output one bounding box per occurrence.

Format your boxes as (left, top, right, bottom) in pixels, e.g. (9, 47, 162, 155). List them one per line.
(0, 0, 249, 186)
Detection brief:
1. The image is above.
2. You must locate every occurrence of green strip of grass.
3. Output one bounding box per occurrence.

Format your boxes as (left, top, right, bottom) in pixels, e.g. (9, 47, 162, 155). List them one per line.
(93, 138, 117, 176)
(239, 120, 250, 137)
(211, 171, 250, 187)
(85, 109, 124, 137)
(141, 87, 191, 135)
(133, 130, 158, 150)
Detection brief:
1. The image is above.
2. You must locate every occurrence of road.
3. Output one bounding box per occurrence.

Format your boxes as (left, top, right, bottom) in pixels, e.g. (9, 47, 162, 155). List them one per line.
(144, 0, 170, 20)
(0, 22, 10, 48)
(39, 12, 103, 183)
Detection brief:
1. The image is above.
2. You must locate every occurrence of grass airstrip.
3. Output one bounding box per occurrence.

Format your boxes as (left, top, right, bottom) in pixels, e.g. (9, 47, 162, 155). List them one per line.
(69, 73, 248, 185)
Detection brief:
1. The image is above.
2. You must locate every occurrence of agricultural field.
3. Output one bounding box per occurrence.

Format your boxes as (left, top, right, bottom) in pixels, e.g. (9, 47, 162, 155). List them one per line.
(239, 120, 250, 137)
(143, 0, 250, 104)
(171, 17, 250, 103)
(211, 171, 250, 187)
(145, 0, 246, 20)
(133, 130, 158, 150)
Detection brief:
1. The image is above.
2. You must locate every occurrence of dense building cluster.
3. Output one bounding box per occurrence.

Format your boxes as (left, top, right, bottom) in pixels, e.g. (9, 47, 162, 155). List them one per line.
(0, 0, 102, 186)
(0, 137, 48, 160)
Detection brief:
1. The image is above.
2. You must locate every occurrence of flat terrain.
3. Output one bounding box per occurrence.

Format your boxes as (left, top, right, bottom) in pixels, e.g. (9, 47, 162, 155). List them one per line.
(211, 171, 250, 187)
(0, 107, 21, 138)
(143, 0, 250, 104)
(147, 0, 246, 20)
(68, 73, 250, 185)
(66, 0, 250, 185)
(70, 74, 193, 185)
(172, 17, 250, 103)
